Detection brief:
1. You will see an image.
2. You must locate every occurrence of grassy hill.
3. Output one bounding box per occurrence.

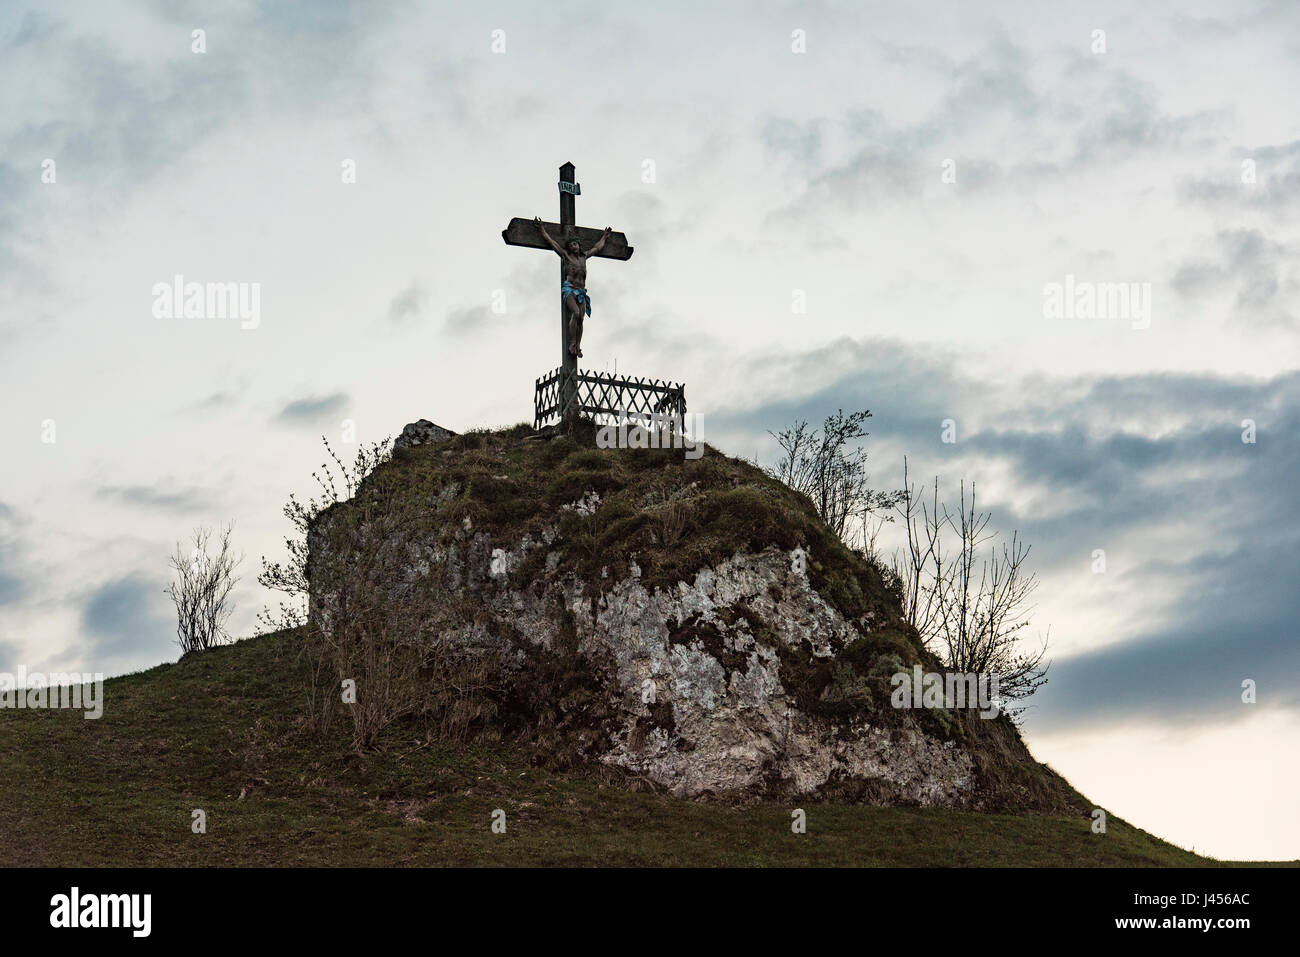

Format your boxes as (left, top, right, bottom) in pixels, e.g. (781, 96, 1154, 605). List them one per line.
(0, 629, 1270, 867)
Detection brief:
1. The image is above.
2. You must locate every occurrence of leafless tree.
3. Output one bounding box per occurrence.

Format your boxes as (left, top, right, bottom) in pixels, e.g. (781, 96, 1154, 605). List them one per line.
(893, 458, 1049, 714)
(166, 523, 242, 654)
(767, 409, 902, 543)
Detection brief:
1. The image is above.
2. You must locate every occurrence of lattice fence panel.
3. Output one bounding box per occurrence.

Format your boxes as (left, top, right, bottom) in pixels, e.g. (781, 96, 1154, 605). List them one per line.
(534, 368, 687, 429)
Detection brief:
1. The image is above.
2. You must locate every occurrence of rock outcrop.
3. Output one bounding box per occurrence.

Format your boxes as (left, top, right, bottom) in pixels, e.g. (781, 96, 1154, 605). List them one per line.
(393, 419, 456, 452)
(307, 421, 1079, 812)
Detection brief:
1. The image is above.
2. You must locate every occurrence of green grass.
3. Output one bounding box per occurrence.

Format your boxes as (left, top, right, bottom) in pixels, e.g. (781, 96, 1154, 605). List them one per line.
(0, 630, 1279, 867)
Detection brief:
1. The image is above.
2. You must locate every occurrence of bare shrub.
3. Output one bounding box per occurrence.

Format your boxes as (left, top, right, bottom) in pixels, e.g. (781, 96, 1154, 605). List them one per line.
(767, 409, 903, 560)
(166, 523, 242, 654)
(257, 437, 390, 634)
(893, 458, 1049, 716)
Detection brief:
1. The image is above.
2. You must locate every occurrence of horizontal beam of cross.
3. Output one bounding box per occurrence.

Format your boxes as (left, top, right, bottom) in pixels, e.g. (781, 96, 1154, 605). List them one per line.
(501, 218, 634, 261)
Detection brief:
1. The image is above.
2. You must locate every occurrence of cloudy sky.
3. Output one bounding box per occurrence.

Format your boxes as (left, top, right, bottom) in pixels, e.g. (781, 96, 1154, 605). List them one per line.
(1, 0, 1297, 860)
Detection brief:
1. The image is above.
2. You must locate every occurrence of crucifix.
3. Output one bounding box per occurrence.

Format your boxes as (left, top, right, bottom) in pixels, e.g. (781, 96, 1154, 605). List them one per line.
(501, 162, 634, 416)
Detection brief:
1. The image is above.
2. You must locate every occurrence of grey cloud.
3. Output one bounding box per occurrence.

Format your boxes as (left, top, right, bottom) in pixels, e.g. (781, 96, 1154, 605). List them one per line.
(444, 305, 491, 335)
(757, 37, 1046, 226)
(0, 568, 24, 607)
(760, 118, 826, 168)
(387, 281, 427, 323)
(935, 33, 1041, 134)
(874, 39, 954, 74)
(1071, 85, 1224, 164)
(11, 9, 57, 46)
(1252, 139, 1300, 164)
(96, 483, 210, 513)
(0, 638, 21, 672)
(1172, 228, 1293, 326)
(1027, 534, 1300, 732)
(1177, 156, 1300, 216)
(0, 1, 407, 304)
(1170, 14, 1243, 38)
(0, 502, 28, 607)
(184, 389, 241, 413)
(612, 190, 688, 251)
(0, 20, 245, 289)
(761, 37, 1227, 236)
(443, 258, 553, 337)
(79, 573, 175, 667)
(274, 392, 349, 425)
(1171, 258, 1225, 297)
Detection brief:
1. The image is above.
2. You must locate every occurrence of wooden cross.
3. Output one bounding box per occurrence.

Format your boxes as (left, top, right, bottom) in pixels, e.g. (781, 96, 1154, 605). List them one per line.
(501, 162, 634, 379)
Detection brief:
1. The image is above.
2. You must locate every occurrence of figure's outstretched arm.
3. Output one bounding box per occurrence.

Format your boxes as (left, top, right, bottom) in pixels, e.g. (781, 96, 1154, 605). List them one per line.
(534, 216, 564, 254)
(584, 226, 613, 258)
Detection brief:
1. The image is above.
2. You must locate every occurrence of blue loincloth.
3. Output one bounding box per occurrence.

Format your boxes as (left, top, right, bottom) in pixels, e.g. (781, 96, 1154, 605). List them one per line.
(562, 280, 592, 317)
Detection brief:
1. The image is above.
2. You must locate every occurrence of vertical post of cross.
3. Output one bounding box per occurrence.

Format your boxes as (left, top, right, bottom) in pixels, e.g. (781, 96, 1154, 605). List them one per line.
(503, 163, 636, 431)
(558, 161, 578, 426)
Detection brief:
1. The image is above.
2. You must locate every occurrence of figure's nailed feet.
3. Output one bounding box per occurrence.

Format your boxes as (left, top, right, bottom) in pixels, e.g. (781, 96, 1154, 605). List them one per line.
(568, 343, 578, 355)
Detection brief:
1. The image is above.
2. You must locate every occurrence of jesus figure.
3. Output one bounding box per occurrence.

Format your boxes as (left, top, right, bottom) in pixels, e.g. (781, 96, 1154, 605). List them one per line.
(534, 216, 612, 358)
